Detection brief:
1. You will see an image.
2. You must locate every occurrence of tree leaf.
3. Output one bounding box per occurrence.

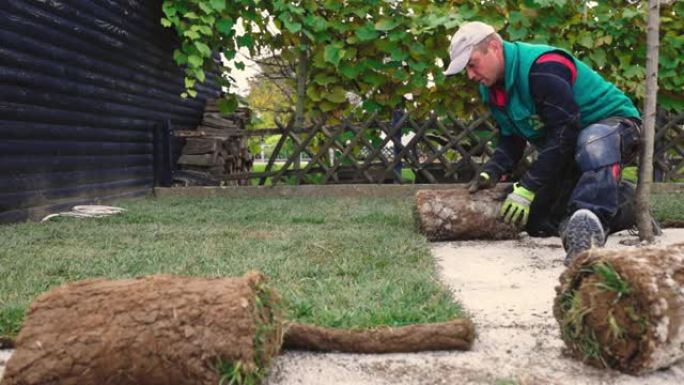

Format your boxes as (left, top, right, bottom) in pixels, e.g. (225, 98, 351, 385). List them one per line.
(198, 2, 212, 14)
(193, 68, 206, 82)
(322, 0, 342, 12)
(409, 42, 427, 58)
(324, 44, 343, 66)
(183, 30, 201, 40)
(589, 48, 607, 69)
(216, 19, 234, 36)
(237, 34, 253, 48)
(313, 73, 337, 86)
(532, 0, 559, 7)
(390, 46, 409, 62)
(302, 29, 316, 41)
(375, 18, 399, 31)
(320, 100, 337, 112)
(341, 48, 356, 61)
(362, 71, 385, 87)
(194, 41, 212, 57)
(623, 65, 643, 79)
(162, 3, 176, 18)
(278, 13, 303, 33)
(324, 86, 347, 103)
(355, 24, 380, 41)
(184, 77, 195, 89)
(305, 15, 328, 32)
(173, 49, 187, 65)
(218, 97, 237, 114)
(388, 30, 407, 42)
(365, 59, 384, 70)
(375, 39, 398, 54)
(197, 25, 213, 36)
(306, 86, 322, 102)
(622, 8, 639, 19)
(188, 55, 202, 67)
(578, 33, 594, 49)
(200, 15, 215, 25)
(346, 35, 359, 44)
(391, 67, 409, 82)
(362, 99, 382, 113)
(408, 61, 428, 73)
(223, 48, 236, 60)
(409, 75, 428, 89)
(507, 26, 528, 41)
(339, 62, 363, 79)
(210, 0, 226, 12)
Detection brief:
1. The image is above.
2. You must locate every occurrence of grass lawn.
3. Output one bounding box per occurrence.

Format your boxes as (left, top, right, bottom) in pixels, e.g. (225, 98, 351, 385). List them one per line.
(0, 196, 462, 338)
(652, 192, 684, 223)
(1, 191, 682, 339)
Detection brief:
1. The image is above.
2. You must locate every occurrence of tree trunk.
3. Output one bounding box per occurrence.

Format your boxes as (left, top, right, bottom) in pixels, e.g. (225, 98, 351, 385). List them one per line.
(1, 273, 283, 385)
(292, 43, 308, 170)
(283, 320, 474, 353)
(635, 0, 660, 242)
(554, 243, 684, 374)
(414, 186, 519, 241)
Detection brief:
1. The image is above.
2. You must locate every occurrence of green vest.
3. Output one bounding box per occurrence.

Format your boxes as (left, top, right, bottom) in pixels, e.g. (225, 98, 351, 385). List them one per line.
(479, 41, 640, 141)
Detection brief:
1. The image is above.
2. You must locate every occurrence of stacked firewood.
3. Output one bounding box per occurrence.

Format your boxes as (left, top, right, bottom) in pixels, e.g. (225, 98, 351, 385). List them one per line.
(174, 100, 253, 186)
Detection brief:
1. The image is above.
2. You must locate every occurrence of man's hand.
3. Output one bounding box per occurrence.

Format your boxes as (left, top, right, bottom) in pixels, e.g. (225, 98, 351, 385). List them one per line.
(499, 182, 535, 227)
(468, 172, 496, 193)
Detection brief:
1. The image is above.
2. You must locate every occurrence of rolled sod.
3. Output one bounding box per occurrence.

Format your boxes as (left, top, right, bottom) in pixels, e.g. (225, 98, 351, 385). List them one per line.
(1, 272, 282, 385)
(414, 186, 518, 241)
(554, 243, 684, 374)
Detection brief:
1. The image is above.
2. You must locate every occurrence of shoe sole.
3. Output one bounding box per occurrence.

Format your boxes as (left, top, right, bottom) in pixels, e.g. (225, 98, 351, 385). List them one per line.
(563, 209, 605, 266)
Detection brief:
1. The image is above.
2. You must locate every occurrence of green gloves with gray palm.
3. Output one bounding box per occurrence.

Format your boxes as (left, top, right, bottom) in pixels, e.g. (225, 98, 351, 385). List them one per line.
(499, 182, 535, 227)
(469, 172, 535, 227)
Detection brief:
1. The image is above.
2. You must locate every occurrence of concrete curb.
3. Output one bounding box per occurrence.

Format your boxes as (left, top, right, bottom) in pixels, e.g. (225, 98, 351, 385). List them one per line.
(154, 183, 684, 199)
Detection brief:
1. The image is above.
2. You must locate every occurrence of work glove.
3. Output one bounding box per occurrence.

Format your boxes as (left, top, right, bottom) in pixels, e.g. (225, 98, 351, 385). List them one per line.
(499, 182, 535, 227)
(467, 172, 496, 193)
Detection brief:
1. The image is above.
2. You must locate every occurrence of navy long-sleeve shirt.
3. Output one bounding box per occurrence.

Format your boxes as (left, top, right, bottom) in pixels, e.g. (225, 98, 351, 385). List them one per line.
(483, 52, 581, 192)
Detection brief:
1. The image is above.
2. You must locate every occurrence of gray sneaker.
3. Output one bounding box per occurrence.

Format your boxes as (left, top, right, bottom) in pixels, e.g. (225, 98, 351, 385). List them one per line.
(562, 209, 606, 266)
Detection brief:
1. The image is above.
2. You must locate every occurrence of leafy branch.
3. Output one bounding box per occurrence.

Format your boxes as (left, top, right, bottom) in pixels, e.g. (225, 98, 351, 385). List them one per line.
(161, 0, 684, 117)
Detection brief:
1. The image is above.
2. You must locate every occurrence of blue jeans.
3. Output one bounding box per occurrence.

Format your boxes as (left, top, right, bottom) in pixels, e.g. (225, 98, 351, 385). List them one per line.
(527, 117, 641, 236)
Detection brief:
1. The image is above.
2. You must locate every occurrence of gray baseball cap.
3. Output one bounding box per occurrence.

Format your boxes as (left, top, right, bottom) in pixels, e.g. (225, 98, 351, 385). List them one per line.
(444, 22, 496, 75)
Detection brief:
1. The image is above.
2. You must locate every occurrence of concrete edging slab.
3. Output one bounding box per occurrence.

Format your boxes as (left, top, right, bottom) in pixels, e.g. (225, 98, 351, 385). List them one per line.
(154, 183, 684, 199)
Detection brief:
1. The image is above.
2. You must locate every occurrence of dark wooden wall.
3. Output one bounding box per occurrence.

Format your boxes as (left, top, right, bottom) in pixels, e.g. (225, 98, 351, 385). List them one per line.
(0, 0, 219, 223)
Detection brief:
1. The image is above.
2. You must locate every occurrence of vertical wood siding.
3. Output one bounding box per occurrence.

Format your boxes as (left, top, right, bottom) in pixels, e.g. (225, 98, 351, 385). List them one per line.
(0, 0, 219, 223)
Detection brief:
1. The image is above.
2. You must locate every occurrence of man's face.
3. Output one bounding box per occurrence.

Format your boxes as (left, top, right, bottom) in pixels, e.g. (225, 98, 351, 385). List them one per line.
(465, 41, 503, 87)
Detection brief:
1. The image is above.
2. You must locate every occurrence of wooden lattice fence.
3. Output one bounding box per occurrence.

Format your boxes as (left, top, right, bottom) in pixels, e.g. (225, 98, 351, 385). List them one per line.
(184, 110, 684, 186)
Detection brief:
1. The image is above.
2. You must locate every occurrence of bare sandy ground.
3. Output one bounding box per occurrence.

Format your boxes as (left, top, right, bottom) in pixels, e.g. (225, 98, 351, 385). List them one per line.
(2, 229, 683, 384)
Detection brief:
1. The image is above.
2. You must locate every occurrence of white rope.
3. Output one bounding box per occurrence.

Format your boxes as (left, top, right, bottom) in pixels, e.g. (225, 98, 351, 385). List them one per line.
(41, 205, 125, 222)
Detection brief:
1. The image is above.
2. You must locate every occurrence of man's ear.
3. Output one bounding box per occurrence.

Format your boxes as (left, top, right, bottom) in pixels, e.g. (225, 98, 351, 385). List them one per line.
(489, 38, 501, 52)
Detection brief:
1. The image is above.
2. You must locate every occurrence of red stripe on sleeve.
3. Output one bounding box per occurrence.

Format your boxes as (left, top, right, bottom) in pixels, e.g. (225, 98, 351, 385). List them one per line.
(535, 53, 577, 84)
